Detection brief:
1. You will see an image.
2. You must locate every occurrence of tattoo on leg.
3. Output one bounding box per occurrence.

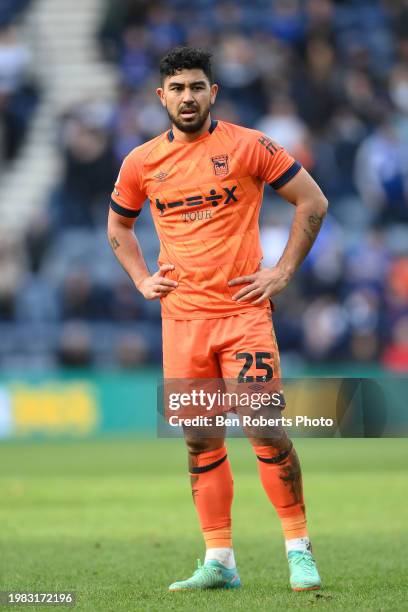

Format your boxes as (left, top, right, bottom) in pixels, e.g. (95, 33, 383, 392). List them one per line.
(279, 448, 303, 504)
(190, 474, 199, 502)
(110, 236, 120, 251)
(189, 454, 200, 502)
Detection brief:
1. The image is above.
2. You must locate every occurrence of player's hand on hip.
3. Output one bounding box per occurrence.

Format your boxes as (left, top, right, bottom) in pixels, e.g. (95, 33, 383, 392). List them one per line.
(137, 264, 178, 300)
(228, 266, 292, 305)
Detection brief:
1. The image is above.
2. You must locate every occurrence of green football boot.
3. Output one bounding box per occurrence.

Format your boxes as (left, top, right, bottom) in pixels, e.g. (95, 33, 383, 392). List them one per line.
(288, 549, 322, 591)
(168, 559, 241, 591)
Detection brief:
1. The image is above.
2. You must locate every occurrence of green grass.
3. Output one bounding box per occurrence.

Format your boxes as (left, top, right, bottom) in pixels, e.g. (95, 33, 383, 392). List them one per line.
(0, 438, 407, 611)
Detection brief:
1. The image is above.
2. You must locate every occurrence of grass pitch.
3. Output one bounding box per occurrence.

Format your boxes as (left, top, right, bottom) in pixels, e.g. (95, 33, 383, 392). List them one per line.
(0, 437, 407, 611)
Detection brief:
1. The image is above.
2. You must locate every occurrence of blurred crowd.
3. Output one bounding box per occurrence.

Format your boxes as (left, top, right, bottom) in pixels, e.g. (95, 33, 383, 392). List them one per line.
(0, 0, 38, 164)
(1, 0, 408, 372)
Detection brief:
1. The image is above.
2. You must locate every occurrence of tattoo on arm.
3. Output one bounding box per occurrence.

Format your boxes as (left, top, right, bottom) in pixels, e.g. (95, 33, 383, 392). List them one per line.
(303, 212, 325, 244)
(110, 236, 120, 251)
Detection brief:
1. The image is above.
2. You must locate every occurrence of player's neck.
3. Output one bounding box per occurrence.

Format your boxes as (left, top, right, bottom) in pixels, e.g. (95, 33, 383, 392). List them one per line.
(171, 115, 212, 143)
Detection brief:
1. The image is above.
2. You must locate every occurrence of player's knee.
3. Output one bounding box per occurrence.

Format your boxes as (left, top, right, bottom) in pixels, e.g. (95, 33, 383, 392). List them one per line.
(185, 437, 224, 456)
(251, 438, 294, 465)
(246, 434, 292, 453)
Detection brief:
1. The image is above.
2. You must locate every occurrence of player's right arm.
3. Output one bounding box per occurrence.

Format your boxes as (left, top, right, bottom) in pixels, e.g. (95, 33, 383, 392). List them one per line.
(107, 153, 177, 300)
(107, 210, 177, 299)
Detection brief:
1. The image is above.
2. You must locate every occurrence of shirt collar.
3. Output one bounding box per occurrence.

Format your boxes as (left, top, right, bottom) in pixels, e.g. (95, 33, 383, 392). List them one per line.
(167, 119, 218, 142)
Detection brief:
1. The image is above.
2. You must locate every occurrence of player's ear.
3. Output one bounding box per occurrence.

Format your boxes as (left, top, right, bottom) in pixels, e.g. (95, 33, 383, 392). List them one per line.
(210, 83, 218, 105)
(156, 87, 166, 107)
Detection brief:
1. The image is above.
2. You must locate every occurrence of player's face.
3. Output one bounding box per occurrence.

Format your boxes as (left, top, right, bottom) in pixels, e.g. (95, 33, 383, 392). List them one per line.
(157, 69, 218, 134)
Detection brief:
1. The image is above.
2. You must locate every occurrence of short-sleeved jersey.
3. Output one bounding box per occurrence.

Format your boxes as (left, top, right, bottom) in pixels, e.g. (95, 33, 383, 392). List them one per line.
(110, 120, 301, 319)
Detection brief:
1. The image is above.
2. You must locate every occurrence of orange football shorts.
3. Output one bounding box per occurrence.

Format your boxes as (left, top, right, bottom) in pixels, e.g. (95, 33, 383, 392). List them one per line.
(162, 304, 281, 381)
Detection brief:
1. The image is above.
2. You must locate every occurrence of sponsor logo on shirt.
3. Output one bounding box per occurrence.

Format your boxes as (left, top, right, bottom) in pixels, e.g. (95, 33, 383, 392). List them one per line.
(154, 185, 238, 215)
(258, 136, 280, 156)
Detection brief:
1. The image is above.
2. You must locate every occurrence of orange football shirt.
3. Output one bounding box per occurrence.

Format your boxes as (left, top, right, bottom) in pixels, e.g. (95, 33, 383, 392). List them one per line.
(110, 120, 301, 319)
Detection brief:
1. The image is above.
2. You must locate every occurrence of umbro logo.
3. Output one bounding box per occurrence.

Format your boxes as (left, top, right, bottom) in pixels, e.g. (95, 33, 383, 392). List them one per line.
(248, 383, 264, 392)
(154, 170, 169, 181)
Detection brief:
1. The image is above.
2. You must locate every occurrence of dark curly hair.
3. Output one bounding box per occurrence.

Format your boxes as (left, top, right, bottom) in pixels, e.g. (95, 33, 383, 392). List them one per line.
(159, 46, 213, 84)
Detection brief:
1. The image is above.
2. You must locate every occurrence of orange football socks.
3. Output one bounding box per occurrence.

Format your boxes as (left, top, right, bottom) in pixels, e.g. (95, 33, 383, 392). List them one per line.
(189, 447, 233, 549)
(253, 443, 308, 540)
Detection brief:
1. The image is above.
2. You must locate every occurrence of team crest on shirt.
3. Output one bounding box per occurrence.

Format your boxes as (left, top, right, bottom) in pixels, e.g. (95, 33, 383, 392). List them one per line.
(211, 155, 229, 176)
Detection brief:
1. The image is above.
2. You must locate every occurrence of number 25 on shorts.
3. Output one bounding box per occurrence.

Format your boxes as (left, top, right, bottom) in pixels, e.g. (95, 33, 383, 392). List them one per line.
(235, 351, 273, 383)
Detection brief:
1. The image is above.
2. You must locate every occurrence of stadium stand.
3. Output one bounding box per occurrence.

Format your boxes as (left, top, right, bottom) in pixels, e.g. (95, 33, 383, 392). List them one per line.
(1, 0, 408, 373)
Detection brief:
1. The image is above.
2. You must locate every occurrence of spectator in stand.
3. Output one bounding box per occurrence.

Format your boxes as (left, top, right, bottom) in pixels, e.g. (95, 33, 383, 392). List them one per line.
(119, 26, 153, 88)
(60, 268, 113, 322)
(57, 321, 93, 368)
(302, 296, 349, 362)
(256, 96, 314, 171)
(354, 120, 408, 224)
(215, 35, 268, 125)
(50, 100, 119, 228)
(0, 228, 25, 321)
(0, 0, 32, 25)
(0, 24, 38, 162)
(382, 316, 408, 372)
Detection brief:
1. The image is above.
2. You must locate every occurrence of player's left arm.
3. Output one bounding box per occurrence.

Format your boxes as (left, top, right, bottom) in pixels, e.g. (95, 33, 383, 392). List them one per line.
(229, 168, 328, 304)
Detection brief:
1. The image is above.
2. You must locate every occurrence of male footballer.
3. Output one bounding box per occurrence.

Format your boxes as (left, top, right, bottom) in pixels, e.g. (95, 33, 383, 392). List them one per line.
(108, 47, 328, 592)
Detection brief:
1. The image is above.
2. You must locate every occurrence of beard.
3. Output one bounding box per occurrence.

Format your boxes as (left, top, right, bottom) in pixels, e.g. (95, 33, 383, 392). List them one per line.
(166, 102, 211, 134)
